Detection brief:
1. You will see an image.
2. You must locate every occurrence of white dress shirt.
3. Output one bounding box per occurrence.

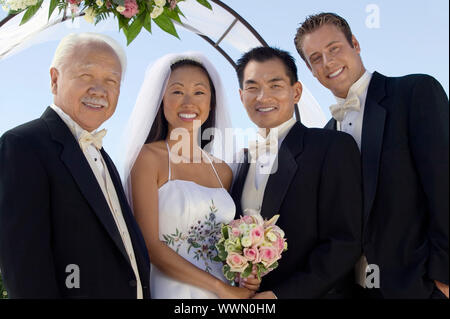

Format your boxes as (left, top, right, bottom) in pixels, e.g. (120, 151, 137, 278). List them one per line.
(50, 104, 143, 299)
(241, 117, 297, 213)
(334, 71, 372, 151)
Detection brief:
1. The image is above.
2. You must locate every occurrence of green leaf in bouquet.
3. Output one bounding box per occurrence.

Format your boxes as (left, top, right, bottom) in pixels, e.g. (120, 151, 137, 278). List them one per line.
(223, 265, 235, 281)
(256, 263, 268, 281)
(20, 0, 43, 26)
(196, 0, 212, 10)
(153, 13, 179, 39)
(241, 263, 253, 278)
(218, 249, 227, 261)
(212, 255, 222, 262)
(215, 242, 227, 261)
(268, 261, 279, 269)
(221, 225, 229, 240)
(48, 0, 58, 20)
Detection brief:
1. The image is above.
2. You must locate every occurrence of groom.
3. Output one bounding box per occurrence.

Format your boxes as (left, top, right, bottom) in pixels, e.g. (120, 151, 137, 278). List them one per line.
(231, 47, 363, 298)
(295, 12, 449, 298)
(0, 33, 150, 298)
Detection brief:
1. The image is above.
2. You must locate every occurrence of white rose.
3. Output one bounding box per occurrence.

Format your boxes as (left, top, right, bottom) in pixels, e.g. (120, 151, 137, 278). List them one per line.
(241, 236, 252, 248)
(83, 7, 95, 24)
(238, 223, 248, 233)
(116, 5, 125, 13)
(266, 231, 277, 242)
(96, 0, 104, 7)
(154, 0, 166, 6)
(7, 0, 38, 11)
(150, 5, 164, 19)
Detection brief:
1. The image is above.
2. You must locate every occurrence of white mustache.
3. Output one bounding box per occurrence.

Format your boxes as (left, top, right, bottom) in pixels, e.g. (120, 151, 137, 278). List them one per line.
(81, 97, 108, 108)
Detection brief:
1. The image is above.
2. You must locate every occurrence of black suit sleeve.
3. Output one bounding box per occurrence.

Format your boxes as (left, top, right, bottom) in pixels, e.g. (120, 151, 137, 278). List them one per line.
(0, 132, 60, 298)
(408, 76, 449, 285)
(273, 133, 363, 298)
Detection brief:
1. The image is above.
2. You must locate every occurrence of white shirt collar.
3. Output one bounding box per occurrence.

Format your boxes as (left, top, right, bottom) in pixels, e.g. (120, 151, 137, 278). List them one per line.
(335, 70, 372, 104)
(257, 116, 297, 144)
(50, 103, 99, 140)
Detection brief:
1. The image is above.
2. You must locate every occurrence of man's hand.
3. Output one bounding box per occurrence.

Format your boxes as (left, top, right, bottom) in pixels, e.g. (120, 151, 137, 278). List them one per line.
(434, 280, 449, 298)
(251, 291, 277, 299)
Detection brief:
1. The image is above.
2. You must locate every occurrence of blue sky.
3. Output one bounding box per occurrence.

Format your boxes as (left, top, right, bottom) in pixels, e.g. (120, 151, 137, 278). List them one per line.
(0, 0, 448, 170)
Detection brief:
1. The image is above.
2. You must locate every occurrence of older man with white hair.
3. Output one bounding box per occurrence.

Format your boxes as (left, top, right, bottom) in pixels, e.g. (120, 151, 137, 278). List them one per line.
(0, 33, 150, 299)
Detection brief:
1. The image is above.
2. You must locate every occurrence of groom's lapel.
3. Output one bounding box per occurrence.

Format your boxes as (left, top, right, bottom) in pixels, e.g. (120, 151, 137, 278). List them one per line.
(42, 107, 129, 263)
(324, 118, 337, 130)
(231, 149, 250, 218)
(360, 72, 387, 226)
(260, 122, 304, 220)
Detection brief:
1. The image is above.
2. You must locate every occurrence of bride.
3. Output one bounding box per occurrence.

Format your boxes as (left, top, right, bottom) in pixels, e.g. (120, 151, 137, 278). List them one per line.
(122, 52, 260, 299)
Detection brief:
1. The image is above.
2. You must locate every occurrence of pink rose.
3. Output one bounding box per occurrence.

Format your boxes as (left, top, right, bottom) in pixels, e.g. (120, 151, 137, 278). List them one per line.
(270, 225, 285, 238)
(231, 227, 241, 238)
(68, 0, 81, 4)
(250, 226, 264, 246)
(229, 218, 244, 229)
(120, 0, 139, 18)
(169, 0, 178, 10)
(243, 247, 260, 263)
(226, 252, 249, 273)
(242, 215, 254, 224)
(275, 236, 285, 254)
(259, 246, 280, 268)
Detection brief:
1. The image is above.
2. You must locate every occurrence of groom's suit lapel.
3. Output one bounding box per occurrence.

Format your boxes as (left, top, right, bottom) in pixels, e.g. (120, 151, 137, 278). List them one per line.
(41, 107, 130, 266)
(260, 122, 304, 220)
(360, 72, 387, 226)
(231, 149, 250, 218)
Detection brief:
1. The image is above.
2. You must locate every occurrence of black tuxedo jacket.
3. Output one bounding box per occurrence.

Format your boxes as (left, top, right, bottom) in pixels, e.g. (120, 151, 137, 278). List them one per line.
(231, 122, 363, 298)
(0, 107, 150, 298)
(324, 72, 449, 298)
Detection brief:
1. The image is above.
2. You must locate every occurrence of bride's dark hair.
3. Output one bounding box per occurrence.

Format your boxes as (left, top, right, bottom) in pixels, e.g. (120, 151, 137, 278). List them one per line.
(145, 59, 217, 149)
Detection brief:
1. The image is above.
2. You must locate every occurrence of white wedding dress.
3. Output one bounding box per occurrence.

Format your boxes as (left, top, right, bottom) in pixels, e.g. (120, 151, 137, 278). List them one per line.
(150, 142, 235, 298)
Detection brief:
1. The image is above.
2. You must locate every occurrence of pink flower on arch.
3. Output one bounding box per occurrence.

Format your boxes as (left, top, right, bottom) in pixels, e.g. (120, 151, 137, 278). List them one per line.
(120, 0, 139, 18)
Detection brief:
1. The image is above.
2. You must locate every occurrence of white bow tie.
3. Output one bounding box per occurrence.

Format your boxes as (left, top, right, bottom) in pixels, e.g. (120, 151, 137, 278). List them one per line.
(78, 129, 107, 151)
(248, 136, 279, 189)
(329, 95, 360, 122)
(248, 136, 278, 162)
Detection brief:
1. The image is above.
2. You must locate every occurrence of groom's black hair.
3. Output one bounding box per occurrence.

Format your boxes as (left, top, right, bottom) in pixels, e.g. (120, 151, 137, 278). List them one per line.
(235, 47, 299, 89)
(145, 59, 216, 149)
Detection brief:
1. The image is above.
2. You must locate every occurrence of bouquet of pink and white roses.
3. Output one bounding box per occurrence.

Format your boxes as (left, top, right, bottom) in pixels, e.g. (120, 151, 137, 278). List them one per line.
(214, 211, 287, 283)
